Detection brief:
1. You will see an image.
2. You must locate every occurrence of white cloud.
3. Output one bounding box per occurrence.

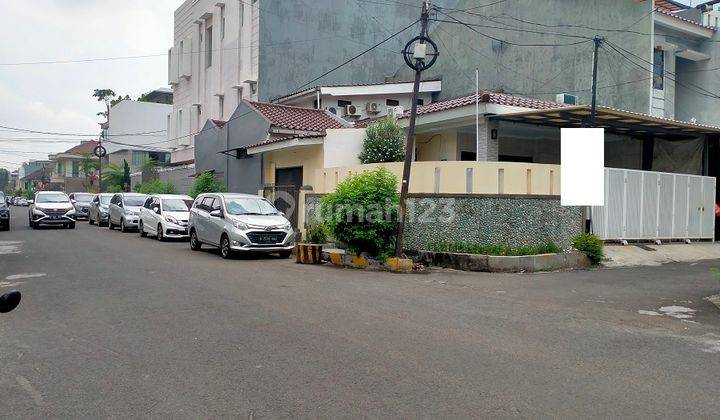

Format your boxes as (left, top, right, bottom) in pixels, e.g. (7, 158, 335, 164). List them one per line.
(0, 0, 182, 171)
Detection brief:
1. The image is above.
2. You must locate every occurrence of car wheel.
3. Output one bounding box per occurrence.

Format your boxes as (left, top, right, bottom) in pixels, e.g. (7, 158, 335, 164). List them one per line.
(139, 221, 146, 237)
(68, 222, 76, 229)
(120, 218, 126, 232)
(157, 224, 164, 242)
(219, 235, 232, 259)
(108, 218, 114, 230)
(190, 230, 202, 251)
(278, 250, 292, 258)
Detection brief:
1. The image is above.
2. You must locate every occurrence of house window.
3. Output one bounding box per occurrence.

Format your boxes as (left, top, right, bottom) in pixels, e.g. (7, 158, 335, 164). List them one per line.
(178, 39, 184, 76)
(338, 99, 352, 107)
(56, 161, 64, 175)
(177, 109, 183, 138)
(653, 47, 664, 90)
(218, 95, 224, 119)
(239, 2, 244, 26)
(386, 99, 400, 106)
(205, 26, 213, 68)
(132, 151, 147, 166)
(417, 99, 424, 106)
(71, 161, 79, 177)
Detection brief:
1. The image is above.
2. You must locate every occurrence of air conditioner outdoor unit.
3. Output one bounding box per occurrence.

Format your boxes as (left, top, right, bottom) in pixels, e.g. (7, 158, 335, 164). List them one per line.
(344, 104, 360, 116)
(326, 106, 342, 116)
(365, 102, 381, 114)
(387, 106, 405, 118)
(556, 93, 579, 105)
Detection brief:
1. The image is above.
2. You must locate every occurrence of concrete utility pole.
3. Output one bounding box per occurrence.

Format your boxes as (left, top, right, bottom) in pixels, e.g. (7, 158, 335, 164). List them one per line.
(590, 35, 602, 127)
(395, 0, 438, 257)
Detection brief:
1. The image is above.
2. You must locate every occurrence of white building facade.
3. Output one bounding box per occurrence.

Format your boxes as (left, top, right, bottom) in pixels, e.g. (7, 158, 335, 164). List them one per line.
(168, 0, 260, 163)
(104, 99, 173, 171)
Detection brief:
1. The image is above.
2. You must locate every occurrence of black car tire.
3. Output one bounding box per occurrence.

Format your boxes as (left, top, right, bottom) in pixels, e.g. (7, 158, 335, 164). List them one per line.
(157, 224, 164, 242)
(220, 234, 232, 259)
(278, 250, 292, 258)
(68, 222, 76, 229)
(139, 221, 146, 237)
(89, 216, 95, 225)
(190, 230, 202, 251)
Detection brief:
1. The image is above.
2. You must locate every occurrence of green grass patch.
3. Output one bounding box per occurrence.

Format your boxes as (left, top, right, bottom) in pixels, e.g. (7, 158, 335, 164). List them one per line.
(428, 241, 561, 256)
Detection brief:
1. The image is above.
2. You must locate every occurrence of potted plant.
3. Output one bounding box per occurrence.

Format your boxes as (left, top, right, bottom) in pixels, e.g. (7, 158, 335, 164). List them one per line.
(296, 224, 327, 264)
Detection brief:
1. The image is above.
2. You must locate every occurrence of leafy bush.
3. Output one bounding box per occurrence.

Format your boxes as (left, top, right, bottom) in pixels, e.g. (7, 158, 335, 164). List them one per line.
(189, 172, 225, 198)
(305, 224, 328, 244)
(104, 184, 123, 193)
(572, 233, 604, 264)
(321, 168, 399, 258)
(358, 117, 405, 164)
(135, 179, 178, 195)
(429, 241, 561, 256)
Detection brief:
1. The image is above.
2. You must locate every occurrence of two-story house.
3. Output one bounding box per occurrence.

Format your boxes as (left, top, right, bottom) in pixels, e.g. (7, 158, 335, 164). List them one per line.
(49, 141, 99, 192)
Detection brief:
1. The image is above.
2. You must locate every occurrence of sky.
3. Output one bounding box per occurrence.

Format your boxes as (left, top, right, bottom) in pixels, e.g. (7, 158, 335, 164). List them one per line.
(0, 0, 183, 172)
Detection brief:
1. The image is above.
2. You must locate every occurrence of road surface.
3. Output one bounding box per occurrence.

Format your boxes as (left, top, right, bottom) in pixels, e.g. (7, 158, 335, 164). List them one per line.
(1, 208, 719, 418)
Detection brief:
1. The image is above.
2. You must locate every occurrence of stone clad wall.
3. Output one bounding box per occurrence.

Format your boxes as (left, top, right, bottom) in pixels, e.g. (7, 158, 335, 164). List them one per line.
(304, 193, 583, 250)
(403, 194, 583, 251)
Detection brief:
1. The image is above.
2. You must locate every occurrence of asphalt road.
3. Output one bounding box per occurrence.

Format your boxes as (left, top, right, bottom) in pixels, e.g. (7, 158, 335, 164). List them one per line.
(1, 207, 720, 418)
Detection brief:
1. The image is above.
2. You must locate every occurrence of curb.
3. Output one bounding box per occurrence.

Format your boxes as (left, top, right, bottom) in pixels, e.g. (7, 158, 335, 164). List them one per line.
(412, 250, 591, 272)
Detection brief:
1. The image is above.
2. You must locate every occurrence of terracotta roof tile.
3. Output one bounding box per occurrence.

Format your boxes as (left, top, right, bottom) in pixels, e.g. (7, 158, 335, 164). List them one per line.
(246, 133, 324, 149)
(63, 141, 99, 155)
(211, 119, 226, 128)
(654, 0, 688, 12)
(654, 7, 714, 29)
(247, 101, 346, 132)
(403, 91, 568, 118)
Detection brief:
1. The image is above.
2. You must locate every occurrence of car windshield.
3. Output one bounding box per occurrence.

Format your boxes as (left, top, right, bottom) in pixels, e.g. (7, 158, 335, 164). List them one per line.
(163, 199, 192, 212)
(99, 195, 111, 205)
(74, 193, 93, 202)
(36, 193, 70, 203)
(124, 196, 146, 206)
(225, 198, 279, 216)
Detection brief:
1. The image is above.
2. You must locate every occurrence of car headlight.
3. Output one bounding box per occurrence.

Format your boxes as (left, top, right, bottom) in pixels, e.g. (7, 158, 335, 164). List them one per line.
(281, 222, 292, 231)
(231, 219, 248, 230)
(65, 208, 76, 216)
(165, 215, 178, 224)
(32, 208, 46, 216)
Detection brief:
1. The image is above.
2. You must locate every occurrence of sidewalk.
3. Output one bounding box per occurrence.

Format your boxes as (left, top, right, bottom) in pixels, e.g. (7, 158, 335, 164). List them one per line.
(604, 242, 720, 267)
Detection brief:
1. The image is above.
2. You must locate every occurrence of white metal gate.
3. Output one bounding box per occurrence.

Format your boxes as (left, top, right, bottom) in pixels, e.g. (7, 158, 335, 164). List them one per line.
(591, 168, 716, 241)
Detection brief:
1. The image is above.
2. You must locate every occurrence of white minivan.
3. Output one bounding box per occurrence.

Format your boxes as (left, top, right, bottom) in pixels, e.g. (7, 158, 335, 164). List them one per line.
(138, 194, 193, 241)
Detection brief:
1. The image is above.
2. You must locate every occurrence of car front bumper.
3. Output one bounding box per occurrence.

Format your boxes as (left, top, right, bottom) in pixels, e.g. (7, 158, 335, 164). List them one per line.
(228, 229, 296, 252)
(75, 207, 90, 219)
(163, 222, 190, 238)
(33, 214, 75, 225)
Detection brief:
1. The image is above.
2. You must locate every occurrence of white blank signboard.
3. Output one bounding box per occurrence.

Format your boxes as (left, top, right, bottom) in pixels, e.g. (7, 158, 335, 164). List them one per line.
(561, 128, 604, 206)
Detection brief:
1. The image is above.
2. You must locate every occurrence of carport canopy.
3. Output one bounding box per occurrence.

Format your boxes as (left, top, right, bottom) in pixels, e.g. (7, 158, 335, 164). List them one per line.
(489, 105, 720, 140)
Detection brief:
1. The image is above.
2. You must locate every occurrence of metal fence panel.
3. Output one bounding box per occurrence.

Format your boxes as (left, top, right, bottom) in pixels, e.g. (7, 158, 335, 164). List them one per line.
(642, 172, 659, 238)
(657, 173, 674, 238)
(592, 168, 715, 241)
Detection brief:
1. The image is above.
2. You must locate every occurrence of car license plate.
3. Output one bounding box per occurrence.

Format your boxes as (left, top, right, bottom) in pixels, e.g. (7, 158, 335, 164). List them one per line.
(257, 234, 276, 244)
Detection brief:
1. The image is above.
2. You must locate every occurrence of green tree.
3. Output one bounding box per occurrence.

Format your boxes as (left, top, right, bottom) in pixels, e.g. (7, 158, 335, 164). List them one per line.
(122, 160, 131, 189)
(0, 168, 8, 191)
(189, 172, 225, 198)
(102, 163, 125, 191)
(358, 117, 406, 164)
(78, 153, 100, 191)
(93, 89, 116, 123)
(320, 168, 399, 258)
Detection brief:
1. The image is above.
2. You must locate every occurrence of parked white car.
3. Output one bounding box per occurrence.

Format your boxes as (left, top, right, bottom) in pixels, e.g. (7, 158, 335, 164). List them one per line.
(138, 194, 193, 241)
(28, 191, 76, 229)
(108, 193, 148, 232)
(188, 193, 295, 259)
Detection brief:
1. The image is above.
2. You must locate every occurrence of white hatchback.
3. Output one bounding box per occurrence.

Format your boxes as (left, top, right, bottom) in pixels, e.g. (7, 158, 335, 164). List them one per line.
(138, 194, 194, 241)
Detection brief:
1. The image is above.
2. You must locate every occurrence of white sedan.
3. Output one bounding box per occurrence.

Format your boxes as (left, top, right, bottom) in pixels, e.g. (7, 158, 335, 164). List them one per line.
(138, 194, 193, 241)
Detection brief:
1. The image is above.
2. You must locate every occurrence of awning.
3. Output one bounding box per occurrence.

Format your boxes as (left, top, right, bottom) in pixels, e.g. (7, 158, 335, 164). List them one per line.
(489, 105, 720, 139)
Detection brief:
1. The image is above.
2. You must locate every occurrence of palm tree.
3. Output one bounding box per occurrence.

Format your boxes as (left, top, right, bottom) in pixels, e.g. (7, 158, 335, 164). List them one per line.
(102, 163, 125, 191)
(78, 153, 100, 192)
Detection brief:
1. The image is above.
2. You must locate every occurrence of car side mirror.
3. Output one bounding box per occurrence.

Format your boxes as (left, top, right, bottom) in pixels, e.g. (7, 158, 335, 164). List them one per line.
(210, 209, 223, 218)
(0, 290, 21, 313)
(153, 207, 160, 214)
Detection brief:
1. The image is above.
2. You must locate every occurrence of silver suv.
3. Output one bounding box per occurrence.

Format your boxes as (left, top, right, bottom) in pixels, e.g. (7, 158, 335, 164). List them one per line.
(188, 193, 295, 259)
(68, 192, 94, 220)
(108, 193, 148, 232)
(28, 191, 76, 229)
